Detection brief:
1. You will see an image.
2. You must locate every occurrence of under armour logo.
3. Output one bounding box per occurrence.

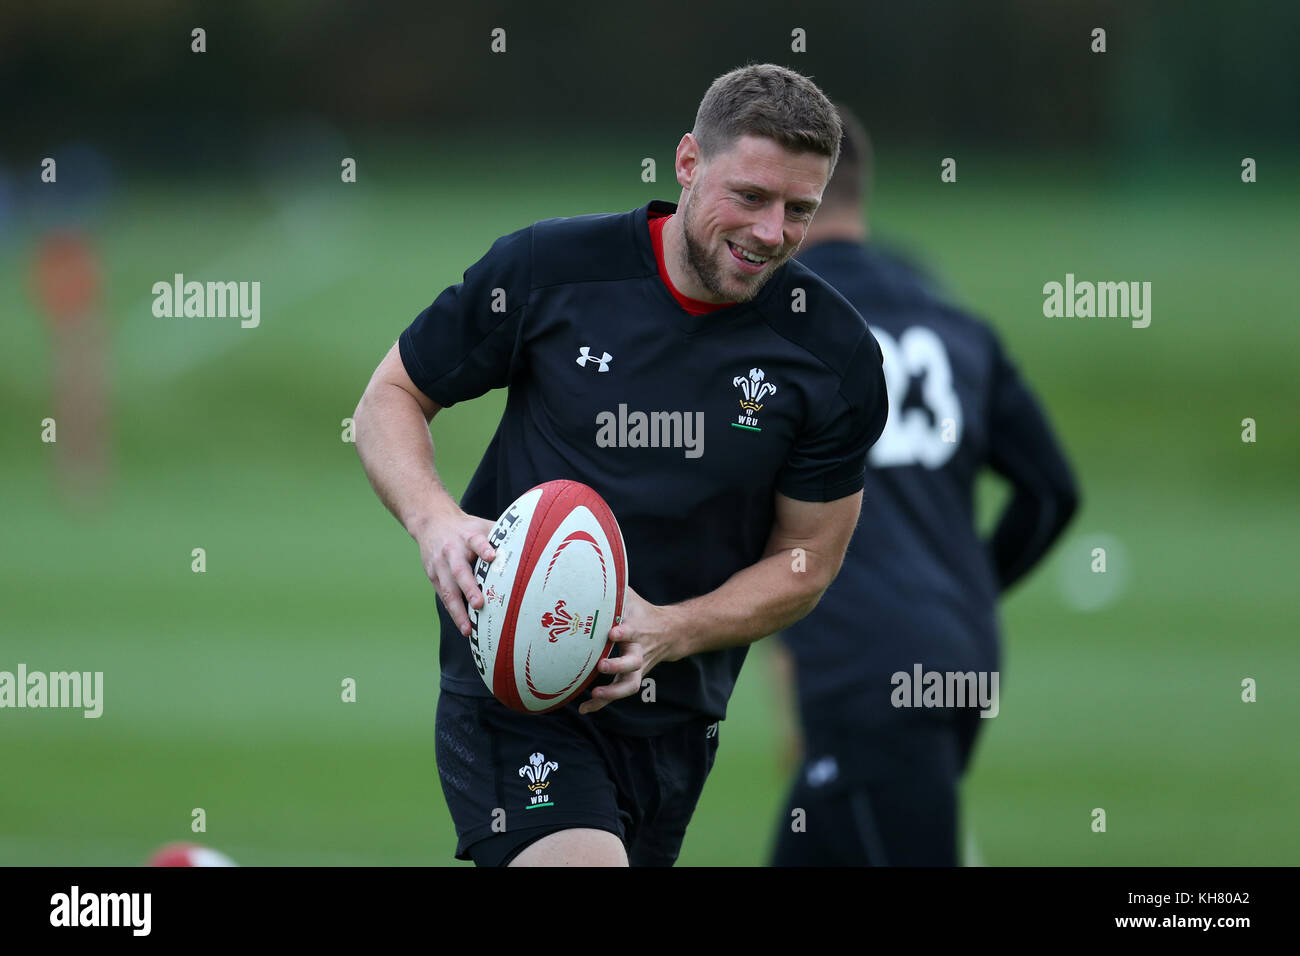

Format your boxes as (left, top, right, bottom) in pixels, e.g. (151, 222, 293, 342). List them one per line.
(576, 347, 612, 372)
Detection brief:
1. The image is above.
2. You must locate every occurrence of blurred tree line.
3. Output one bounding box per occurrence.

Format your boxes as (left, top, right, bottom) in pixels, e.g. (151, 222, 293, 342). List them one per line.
(3, 0, 1296, 163)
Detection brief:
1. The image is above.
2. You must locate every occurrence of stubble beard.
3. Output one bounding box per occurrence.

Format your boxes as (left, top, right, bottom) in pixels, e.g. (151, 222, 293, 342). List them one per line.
(679, 192, 784, 305)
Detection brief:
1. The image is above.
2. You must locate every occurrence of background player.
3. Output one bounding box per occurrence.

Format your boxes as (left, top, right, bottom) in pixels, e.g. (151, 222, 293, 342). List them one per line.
(354, 66, 889, 867)
(769, 106, 1080, 866)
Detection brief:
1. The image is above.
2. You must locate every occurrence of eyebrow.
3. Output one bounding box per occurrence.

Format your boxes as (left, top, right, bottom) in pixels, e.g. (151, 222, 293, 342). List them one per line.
(729, 181, 821, 211)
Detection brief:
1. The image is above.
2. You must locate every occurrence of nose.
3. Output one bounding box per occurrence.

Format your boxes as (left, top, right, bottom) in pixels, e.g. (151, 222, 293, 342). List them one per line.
(751, 204, 785, 250)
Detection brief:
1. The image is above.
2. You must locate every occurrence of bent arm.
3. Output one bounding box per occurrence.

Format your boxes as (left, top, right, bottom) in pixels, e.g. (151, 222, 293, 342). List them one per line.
(354, 341, 457, 538)
(583, 490, 863, 714)
(354, 341, 496, 635)
(662, 490, 862, 658)
(985, 346, 1080, 591)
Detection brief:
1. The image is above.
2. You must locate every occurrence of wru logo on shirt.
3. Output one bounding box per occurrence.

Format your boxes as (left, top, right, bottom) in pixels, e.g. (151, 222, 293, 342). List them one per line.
(595, 404, 705, 459)
(890, 664, 1000, 718)
(732, 367, 775, 431)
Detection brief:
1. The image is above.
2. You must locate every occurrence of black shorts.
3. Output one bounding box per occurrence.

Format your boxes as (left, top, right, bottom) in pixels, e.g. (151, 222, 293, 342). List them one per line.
(770, 688, 986, 866)
(436, 690, 721, 866)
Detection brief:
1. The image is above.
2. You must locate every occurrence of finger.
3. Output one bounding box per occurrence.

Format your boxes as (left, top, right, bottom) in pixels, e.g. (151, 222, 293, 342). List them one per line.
(599, 649, 643, 675)
(467, 532, 497, 564)
(448, 546, 486, 610)
(591, 668, 642, 702)
(579, 665, 643, 715)
(432, 562, 473, 637)
(441, 588, 472, 637)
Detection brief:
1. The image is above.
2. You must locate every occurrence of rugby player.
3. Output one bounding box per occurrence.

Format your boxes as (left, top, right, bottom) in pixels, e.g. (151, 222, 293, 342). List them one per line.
(769, 106, 1080, 866)
(355, 65, 888, 867)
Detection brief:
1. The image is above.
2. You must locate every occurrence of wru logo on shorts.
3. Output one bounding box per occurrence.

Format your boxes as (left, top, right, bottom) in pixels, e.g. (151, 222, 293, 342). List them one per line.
(519, 752, 559, 809)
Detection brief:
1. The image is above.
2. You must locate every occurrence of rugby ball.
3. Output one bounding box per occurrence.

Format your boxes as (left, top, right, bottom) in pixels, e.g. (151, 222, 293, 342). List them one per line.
(469, 480, 627, 714)
(145, 842, 238, 867)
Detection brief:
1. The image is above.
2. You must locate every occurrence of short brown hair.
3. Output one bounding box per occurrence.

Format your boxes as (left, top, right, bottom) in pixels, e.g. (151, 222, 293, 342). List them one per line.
(820, 101, 873, 210)
(692, 64, 842, 172)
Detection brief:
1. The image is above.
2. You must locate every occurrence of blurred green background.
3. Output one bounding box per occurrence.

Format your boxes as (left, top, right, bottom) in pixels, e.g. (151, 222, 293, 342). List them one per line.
(2, 1, 1297, 865)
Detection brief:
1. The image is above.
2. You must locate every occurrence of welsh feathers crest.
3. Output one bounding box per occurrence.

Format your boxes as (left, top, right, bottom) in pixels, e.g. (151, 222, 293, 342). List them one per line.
(519, 752, 558, 786)
(733, 367, 776, 412)
(539, 597, 595, 643)
(519, 752, 559, 807)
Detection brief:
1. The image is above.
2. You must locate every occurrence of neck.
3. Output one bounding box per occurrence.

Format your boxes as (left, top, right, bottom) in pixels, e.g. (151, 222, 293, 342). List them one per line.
(661, 208, 715, 303)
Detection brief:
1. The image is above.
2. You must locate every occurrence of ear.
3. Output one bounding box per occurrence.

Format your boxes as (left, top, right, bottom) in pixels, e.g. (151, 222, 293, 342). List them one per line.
(675, 133, 702, 190)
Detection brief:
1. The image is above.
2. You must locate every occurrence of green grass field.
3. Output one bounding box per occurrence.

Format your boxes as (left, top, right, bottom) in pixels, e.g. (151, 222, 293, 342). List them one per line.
(2, 145, 1297, 865)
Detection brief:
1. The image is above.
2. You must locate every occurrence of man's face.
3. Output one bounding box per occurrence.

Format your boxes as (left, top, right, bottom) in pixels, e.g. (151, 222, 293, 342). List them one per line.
(676, 133, 830, 303)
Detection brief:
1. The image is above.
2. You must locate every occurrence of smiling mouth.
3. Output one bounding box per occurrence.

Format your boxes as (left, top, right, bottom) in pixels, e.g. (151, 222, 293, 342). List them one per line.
(726, 240, 774, 271)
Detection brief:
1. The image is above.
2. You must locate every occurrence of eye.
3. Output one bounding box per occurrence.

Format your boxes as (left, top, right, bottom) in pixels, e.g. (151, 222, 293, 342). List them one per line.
(741, 191, 760, 204)
(789, 205, 812, 220)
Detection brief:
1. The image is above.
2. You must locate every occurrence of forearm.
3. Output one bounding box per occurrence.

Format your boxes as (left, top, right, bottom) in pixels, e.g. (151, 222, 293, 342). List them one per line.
(354, 383, 458, 539)
(586, 486, 862, 716)
(667, 549, 832, 658)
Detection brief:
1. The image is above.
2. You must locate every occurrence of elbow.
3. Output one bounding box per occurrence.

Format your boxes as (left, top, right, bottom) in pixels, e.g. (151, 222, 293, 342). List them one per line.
(354, 376, 382, 424)
(800, 559, 842, 615)
(353, 385, 382, 458)
(1055, 472, 1081, 534)
(351, 392, 369, 443)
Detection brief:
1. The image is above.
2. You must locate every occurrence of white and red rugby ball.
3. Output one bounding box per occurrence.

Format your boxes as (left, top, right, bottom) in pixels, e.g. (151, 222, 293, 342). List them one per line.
(145, 842, 238, 867)
(469, 479, 627, 714)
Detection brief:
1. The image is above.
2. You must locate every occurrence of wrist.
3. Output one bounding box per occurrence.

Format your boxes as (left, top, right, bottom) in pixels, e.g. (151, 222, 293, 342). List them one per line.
(661, 602, 695, 661)
(405, 494, 459, 542)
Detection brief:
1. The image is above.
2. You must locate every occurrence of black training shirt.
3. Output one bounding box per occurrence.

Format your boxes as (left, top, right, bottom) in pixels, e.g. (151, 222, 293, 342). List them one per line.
(399, 202, 887, 734)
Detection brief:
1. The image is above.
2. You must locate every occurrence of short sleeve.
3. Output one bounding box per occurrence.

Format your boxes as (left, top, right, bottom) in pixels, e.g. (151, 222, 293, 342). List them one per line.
(398, 226, 534, 408)
(777, 329, 889, 502)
